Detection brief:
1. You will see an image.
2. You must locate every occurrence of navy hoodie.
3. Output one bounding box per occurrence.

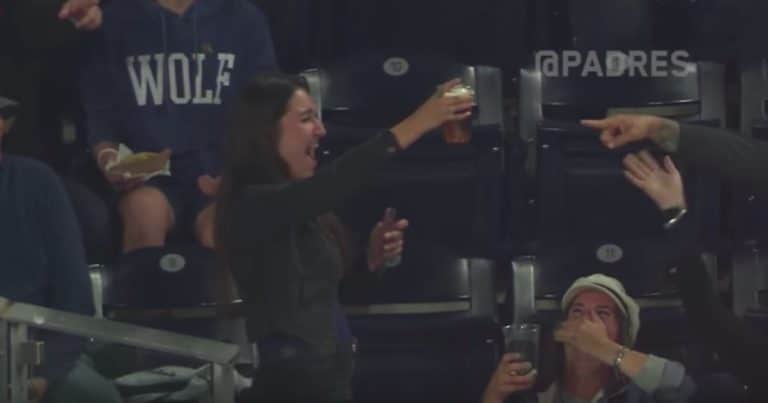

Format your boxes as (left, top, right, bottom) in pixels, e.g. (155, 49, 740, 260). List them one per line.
(82, 0, 277, 176)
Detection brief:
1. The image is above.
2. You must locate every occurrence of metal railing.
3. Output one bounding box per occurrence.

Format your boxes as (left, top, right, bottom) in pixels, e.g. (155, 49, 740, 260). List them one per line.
(0, 297, 239, 403)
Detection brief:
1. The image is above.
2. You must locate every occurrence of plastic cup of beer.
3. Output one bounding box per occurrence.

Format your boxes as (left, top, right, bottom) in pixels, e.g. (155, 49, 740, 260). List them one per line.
(503, 323, 540, 374)
(441, 85, 475, 144)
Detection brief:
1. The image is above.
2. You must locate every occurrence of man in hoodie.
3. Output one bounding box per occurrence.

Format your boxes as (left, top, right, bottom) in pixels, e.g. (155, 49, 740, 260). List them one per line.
(0, 101, 121, 403)
(81, 0, 277, 253)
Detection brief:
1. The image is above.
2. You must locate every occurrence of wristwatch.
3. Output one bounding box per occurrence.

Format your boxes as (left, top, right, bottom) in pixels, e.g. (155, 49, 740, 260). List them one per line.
(662, 206, 687, 230)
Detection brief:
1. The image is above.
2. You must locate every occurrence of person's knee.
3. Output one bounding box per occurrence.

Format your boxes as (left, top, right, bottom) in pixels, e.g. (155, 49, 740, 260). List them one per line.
(119, 187, 174, 231)
(118, 187, 174, 251)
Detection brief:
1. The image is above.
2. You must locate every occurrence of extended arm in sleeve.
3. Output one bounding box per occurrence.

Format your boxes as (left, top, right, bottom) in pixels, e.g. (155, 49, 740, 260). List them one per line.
(229, 132, 399, 249)
(678, 124, 768, 194)
(674, 254, 768, 390)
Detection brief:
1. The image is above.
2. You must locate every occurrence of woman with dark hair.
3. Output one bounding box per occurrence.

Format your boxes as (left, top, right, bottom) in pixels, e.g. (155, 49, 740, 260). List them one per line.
(483, 274, 695, 403)
(215, 73, 474, 400)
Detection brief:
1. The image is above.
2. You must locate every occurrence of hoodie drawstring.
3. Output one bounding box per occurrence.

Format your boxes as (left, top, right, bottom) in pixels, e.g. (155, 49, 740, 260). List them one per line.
(192, 5, 199, 92)
(155, 2, 203, 116)
(192, 6, 199, 59)
(160, 10, 168, 112)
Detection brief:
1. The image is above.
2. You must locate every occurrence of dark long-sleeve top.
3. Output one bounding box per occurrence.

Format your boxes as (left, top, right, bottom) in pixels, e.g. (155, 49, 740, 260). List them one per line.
(225, 131, 400, 356)
(670, 251, 768, 400)
(677, 124, 768, 193)
(0, 155, 94, 382)
(669, 124, 768, 400)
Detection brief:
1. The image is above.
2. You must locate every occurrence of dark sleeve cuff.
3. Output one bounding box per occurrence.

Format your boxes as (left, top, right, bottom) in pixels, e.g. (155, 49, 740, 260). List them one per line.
(380, 130, 403, 155)
(675, 123, 768, 193)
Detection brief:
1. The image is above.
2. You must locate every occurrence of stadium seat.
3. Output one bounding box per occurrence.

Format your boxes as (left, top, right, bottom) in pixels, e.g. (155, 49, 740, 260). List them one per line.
(504, 254, 716, 321)
(248, 0, 321, 72)
(728, 59, 768, 316)
(518, 60, 725, 143)
(739, 59, 768, 139)
(568, 0, 653, 50)
(731, 246, 768, 316)
(340, 239, 500, 402)
(302, 51, 507, 256)
(85, 247, 252, 403)
(510, 62, 727, 387)
(529, 0, 653, 52)
(739, 0, 768, 65)
(99, 246, 246, 349)
(516, 60, 725, 295)
(728, 59, 768, 243)
(325, 0, 528, 93)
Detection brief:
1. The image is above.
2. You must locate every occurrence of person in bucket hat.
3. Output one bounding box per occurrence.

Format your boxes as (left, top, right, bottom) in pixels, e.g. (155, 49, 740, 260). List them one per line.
(483, 274, 695, 403)
(560, 274, 641, 348)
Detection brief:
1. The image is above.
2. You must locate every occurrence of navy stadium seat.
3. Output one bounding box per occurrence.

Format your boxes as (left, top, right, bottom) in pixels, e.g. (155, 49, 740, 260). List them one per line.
(530, 0, 652, 52)
(738, 59, 768, 140)
(302, 51, 507, 256)
(517, 60, 725, 295)
(325, 0, 528, 94)
(568, 0, 653, 51)
(677, 0, 742, 62)
(728, 59, 768, 243)
(509, 62, 727, 386)
(729, 59, 768, 316)
(249, 0, 322, 72)
(340, 239, 500, 402)
(731, 247, 768, 316)
(101, 245, 247, 352)
(739, 0, 768, 64)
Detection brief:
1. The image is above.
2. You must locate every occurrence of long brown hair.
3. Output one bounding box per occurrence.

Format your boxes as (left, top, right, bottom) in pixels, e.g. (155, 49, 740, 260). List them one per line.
(215, 74, 351, 288)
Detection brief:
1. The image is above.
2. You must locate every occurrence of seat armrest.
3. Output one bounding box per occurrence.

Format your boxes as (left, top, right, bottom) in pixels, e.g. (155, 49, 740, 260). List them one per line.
(506, 256, 536, 323)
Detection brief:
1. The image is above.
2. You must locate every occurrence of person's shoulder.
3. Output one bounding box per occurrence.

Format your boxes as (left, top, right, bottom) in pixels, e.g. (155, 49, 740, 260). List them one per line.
(222, 0, 272, 45)
(101, 0, 143, 16)
(228, 0, 269, 24)
(4, 156, 63, 189)
(100, 0, 146, 31)
(5, 155, 55, 176)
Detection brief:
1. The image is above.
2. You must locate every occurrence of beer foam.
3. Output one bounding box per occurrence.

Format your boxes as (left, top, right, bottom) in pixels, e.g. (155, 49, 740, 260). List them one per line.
(443, 85, 475, 98)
